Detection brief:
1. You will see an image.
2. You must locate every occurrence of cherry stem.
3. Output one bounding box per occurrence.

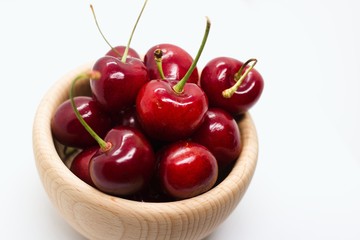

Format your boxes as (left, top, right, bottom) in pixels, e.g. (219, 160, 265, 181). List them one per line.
(69, 71, 112, 152)
(121, 0, 148, 63)
(222, 58, 258, 98)
(173, 17, 211, 94)
(90, 4, 122, 58)
(154, 49, 166, 80)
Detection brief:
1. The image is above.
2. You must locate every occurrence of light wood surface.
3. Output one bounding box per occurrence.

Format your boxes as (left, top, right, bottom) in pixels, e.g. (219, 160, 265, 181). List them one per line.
(32, 63, 259, 240)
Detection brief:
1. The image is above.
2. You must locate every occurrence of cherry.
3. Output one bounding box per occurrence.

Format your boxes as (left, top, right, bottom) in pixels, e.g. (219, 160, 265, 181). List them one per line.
(70, 146, 98, 187)
(70, 71, 156, 197)
(157, 141, 218, 199)
(51, 96, 112, 149)
(89, 126, 156, 196)
(136, 79, 208, 142)
(90, 56, 148, 114)
(136, 18, 211, 142)
(144, 43, 199, 84)
(200, 57, 264, 116)
(90, 1, 149, 115)
(191, 108, 241, 169)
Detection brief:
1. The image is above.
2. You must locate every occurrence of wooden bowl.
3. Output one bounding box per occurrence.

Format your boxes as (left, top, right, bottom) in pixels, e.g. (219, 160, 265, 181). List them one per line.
(32, 63, 259, 240)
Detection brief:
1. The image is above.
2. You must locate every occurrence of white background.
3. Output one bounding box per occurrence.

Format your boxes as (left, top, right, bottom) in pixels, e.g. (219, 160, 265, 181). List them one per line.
(1, 0, 359, 239)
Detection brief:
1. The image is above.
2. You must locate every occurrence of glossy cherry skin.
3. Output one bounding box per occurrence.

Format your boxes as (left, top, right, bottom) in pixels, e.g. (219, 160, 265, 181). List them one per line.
(158, 141, 218, 199)
(144, 43, 199, 84)
(105, 46, 141, 59)
(115, 106, 166, 151)
(116, 106, 143, 130)
(200, 57, 264, 116)
(191, 108, 242, 169)
(51, 96, 112, 149)
(89, 126, 156, 197)
(70, 146, 98, 187)
(90, 56, 149, 115)
(136, 79, 208, 142)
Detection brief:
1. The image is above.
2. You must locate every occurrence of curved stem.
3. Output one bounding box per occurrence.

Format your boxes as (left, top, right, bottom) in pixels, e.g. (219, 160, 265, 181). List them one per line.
(90, 4, 121, 58)
(121, 0, 148, 63)
(69, 71, 112, 152)
(222, 58, 257, 98)
(234, 58, 257, 81)
(173, 17, 211, 94)
(154, 49, 166, 80)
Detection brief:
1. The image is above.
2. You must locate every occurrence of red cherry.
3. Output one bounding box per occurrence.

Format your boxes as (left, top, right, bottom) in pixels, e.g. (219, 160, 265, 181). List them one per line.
(144, 43, 199, 84)
(51, 96, 112, 149)
(90, 56, 149, 114)
(70, 146, 98, 187)
(136, 18, 211, 142)
(191, 108, 241, 169)
(158, 141, 218, 199)
(89, 126, 156, 196)
(136, 80, 208, 142)
(200, 57, 264, 116)
(90, 2, 149, 115)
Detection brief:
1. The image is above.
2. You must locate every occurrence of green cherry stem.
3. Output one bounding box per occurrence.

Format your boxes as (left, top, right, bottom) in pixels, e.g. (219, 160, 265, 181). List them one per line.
(121, 0, 148, 63)
(222, 58, 258, 98)
(154, 49, 166, 80)
(172, 17, 211, 94)
(69, 71, 112, 152)
(90, 4, 121, 58)
(234, 58, 257, 81)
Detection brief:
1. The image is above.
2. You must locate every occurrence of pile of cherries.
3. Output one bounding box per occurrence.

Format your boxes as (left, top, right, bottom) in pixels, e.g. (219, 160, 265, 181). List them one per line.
(51, 2, 264, 202)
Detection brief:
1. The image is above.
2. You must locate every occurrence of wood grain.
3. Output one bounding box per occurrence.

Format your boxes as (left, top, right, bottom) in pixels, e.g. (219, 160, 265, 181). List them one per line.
(32, 63, 259, 240)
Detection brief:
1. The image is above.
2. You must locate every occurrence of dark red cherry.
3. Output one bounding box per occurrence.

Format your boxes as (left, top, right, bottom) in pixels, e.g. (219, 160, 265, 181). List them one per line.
(158, 141, 218, 199)
(90, 56, 149, 115)
(116, 106, 143, 130)
(191, 108, 241, 169)
(90, 2, 149, 115)
(70, 146, 98, 187)
(136, 18, 211, 142)
(115, 106, 165, 152)
(51, 96, 112, 149)
(105, 46, 141, 59)
(89, 126, 156, 196)
(200, 57, 264, 116)
(144, 44, 199, 85)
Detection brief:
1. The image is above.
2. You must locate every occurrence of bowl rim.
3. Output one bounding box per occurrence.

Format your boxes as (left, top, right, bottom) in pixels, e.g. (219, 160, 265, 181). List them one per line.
(32, 62, 258, 239)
